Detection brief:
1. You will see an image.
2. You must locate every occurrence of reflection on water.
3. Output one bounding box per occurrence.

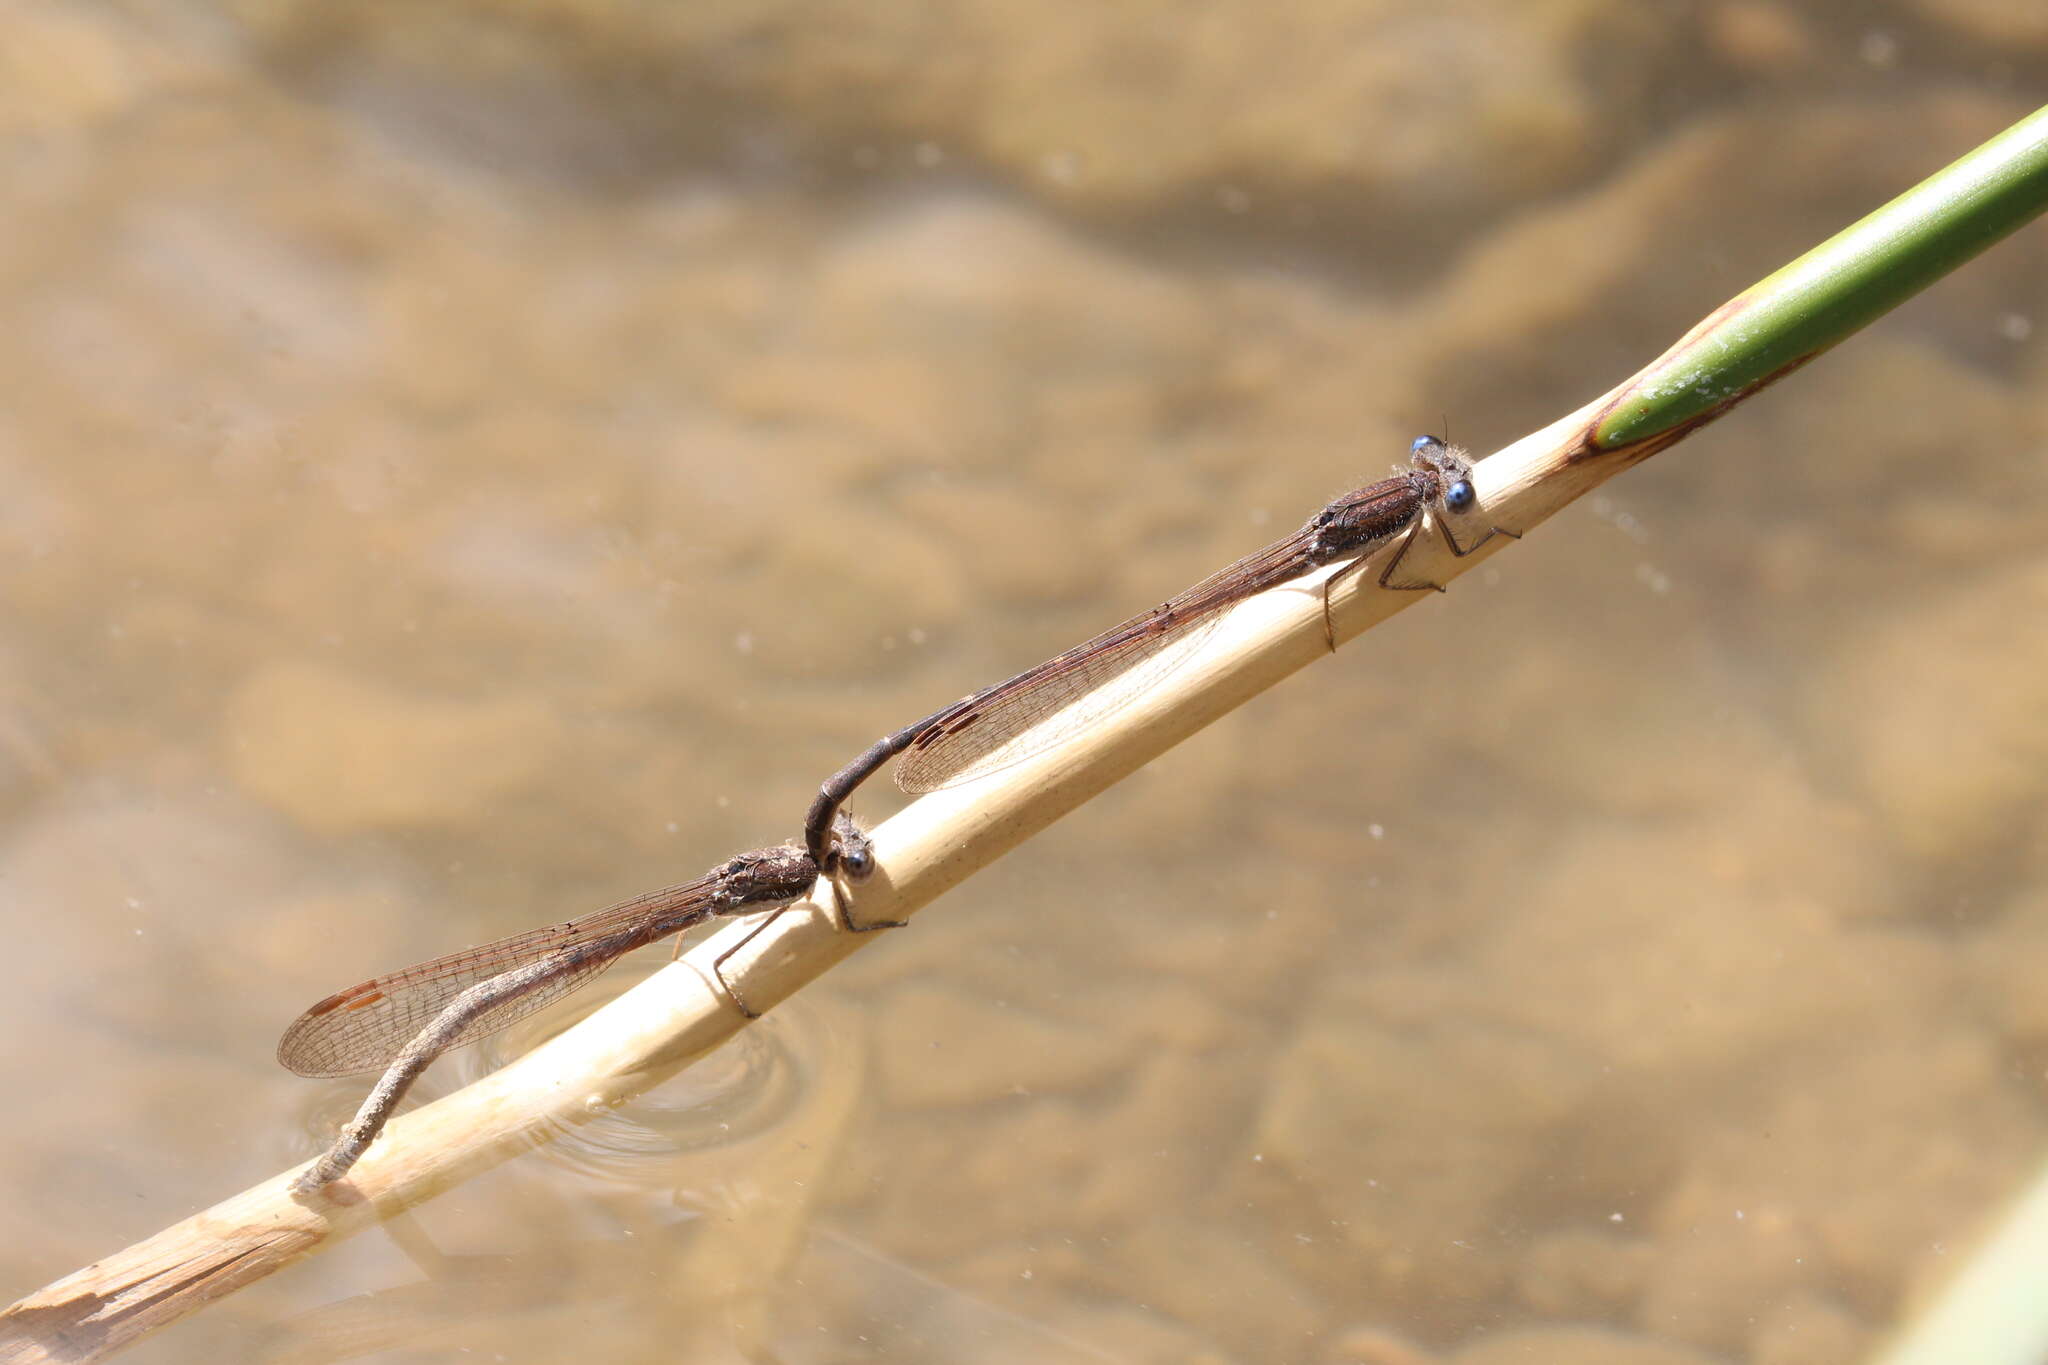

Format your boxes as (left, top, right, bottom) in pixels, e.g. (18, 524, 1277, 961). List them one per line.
(272, 987, 873, 1363)
(1, 2, 2046, 1363)
(470, 965, 863, 1184)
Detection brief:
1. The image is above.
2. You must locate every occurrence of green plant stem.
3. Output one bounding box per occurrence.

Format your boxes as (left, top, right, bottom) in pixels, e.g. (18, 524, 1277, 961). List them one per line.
(1597, 102, 2048, 450)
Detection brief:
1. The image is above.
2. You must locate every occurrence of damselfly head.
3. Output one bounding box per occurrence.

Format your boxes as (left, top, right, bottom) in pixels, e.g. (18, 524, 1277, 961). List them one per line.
(1406, 434, 1478, 511)
(832, 810, 877, 881)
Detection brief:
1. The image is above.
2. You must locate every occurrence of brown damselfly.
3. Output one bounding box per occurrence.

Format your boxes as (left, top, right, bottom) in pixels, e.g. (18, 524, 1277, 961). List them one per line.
(279, 817, 868, 1192)
(804, 436, 1514, 872)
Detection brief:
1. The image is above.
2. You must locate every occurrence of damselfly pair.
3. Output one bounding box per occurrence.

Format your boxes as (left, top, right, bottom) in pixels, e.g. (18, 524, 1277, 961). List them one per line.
(281, 435, 1512, 1191)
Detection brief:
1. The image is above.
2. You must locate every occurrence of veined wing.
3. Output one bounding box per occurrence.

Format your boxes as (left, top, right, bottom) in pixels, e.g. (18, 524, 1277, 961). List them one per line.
(896, 525, 1327, 793)
(276, 872, 724, 1079)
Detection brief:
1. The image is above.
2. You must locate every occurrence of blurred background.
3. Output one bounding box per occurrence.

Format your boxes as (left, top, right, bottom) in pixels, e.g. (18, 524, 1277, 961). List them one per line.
(2, 2, 2046, 1362)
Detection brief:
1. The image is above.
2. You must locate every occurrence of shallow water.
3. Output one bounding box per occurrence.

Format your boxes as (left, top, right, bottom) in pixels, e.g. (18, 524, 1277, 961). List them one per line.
(2, 3, 2046, 1362)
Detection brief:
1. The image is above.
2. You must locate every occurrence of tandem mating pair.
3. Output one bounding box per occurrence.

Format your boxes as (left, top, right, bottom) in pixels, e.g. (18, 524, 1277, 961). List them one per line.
(279, 435, 1515, 1193)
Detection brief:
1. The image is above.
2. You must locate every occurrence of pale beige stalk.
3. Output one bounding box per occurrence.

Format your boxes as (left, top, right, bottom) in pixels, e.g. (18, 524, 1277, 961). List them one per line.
(0, 397, 1639, 1364)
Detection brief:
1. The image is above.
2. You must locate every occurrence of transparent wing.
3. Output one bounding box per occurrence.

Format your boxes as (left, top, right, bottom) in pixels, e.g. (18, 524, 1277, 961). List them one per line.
(896, 529, 1320, 792)
(896, 610, 1226, 791)
(276, 873, 722, 1078)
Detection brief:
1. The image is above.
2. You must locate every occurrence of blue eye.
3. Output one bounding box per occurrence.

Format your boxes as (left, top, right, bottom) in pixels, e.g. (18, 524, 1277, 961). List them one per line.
(1410, 435, 1441, 456)
(1445, 479, 1475, 512)
(842, 844, 876, 880)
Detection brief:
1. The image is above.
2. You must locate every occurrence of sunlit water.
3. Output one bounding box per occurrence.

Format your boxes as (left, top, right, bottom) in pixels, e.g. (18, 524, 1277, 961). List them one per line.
(2, 3, 2046, 1363)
